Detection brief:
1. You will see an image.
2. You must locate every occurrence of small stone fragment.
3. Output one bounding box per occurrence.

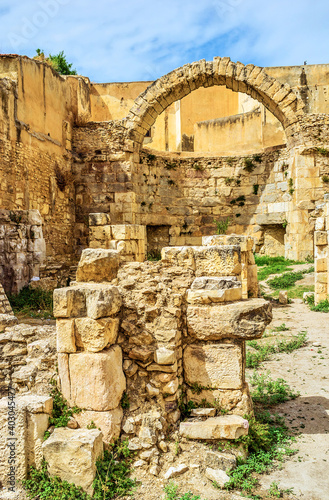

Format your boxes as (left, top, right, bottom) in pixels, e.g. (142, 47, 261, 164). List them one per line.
(205, 467, 230, 487)
(190, 408, 216, 417)
(279, 290, 288, 304)
(164, 463, 189, 480)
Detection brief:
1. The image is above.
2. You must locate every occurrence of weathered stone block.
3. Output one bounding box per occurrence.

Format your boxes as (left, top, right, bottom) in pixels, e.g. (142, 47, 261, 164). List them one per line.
(75, 317, 119, 352)
(184, 344, 243, 389)
(187, 298, 271, 340)
(315, 231, 328, 246)
(193, 245, 241, 276)
(179, 415, 249, 440)
(42, 428, 103, 495)
(85, 286, 122, 319)
(89, 213, 111, 226)
(154, 347, 176, 365)
(69, 347, 126, 411)
(75, 408, 123, 445)
(191, 276, 241, 290)
(205, 467, 230, 486)
(57, 319, 76, 353)
(53, 287, 86, 318)
(315, 258, 328, 273)
(111, 224, 146, 240)
(76, 249, 120, 282)
(187, 287, 242, 304)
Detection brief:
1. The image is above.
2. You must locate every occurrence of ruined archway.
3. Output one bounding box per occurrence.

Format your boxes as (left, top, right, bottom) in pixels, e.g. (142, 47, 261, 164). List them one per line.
(124, 57, 305, 150)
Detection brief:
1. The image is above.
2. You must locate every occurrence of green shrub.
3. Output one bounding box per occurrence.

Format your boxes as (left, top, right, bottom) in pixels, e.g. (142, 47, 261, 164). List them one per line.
(147, 250, 162, 261)
(253, 184, 259, 195)
(316, 147, 329, 156)
(35, 49, 77, 75)
(8, 285, 53, 319)
(244, 158, 255, 172)
(267, 270, 306, 289)
(164, 482, 200, 500)
(246, 332, 307, 368)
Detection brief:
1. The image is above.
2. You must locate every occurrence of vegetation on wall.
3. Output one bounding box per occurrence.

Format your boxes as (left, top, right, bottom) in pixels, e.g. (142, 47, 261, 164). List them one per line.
(213, 217, 231, 234)
(8, 286, 53, 319)
(34, 49, 77, 75)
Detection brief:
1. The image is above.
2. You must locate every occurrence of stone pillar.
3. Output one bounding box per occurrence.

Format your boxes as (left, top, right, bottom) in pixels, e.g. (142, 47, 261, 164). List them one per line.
(88, 214, 146, 263)
(314, 194, 329, 304)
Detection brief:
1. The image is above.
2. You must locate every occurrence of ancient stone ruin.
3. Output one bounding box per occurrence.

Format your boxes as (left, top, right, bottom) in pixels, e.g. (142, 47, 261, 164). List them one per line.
(1, 53, 329, 496)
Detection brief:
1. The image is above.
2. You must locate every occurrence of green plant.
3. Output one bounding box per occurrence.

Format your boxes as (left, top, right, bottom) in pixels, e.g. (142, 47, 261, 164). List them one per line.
(213, 217, 231, 234)
(244, 158, 255, 172)
(147, 153, 156, 161)
(230, 195, 246, 206)
(9, 211, 23, 225)
(147, 250, 162, 261)
(316, 147, 329, 156)
(167, 179, 176, 186)
(289, 188, 295, 195)
(224, 177, 234, 185)
(92, 440, 136, 499)
(322, 175, 329, 183)
(8, 285, 53, 319)
(246, 332, 307, 368)
(164, 483, 200, 500)
(249, 372, 299, 407)
(268, 481, 282, 498)
(226, 410, 296, 493)
(311, 298, 329, 312)
(48, 385, 82, 428)
(288, 178, 293, 188)
(23, 460, 90, 500)
(121, 391, 130, 409)
(87, 421, 97, 429)
(272, 323, 290, 332)
(35, 49, 77, 75)
(253, 184, 259, 195)
(267, 270, 307, 289)
(164, 162, 178, 170)
(226, 157, 234, 165)
(281, 218, 288, 229)
(253, 154, 262, 163)
(192, 163, 204, 171)
(255, 255, 305, 281)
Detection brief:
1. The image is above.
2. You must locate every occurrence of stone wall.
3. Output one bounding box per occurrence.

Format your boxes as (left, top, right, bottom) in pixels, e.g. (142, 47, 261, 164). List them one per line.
(53, 239, 271, 468)
(314, 194, 329, 304)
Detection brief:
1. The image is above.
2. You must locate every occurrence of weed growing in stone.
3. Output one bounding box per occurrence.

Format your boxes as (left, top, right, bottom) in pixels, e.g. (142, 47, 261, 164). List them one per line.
(121, 391, 130, 409)
(48, 383, 82, 428)
(213, 217, 231, 234)
(93, 440, 136, 499)
(254, 255, 305, 281)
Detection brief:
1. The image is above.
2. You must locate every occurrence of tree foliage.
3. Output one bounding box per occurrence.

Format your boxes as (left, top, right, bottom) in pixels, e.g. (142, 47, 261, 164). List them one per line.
(35, 49, 77, 75)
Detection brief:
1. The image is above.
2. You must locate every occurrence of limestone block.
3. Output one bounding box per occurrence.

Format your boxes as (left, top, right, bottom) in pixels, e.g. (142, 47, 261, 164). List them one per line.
(205, 467, 230, 486)
(162, 377, 179, 395)
(315, 231, 327, 246)
(315, 217, 325, 231)
(0, 314, 17, 330)
(75, 407, 123, 445)
(76, 249, 120, 282)
(85, 286, 122, 319)
(179, 415, 249, 440)
(146, 361, 178, 373)
(184, 344, 243, 389)
(53, 287, 86, 318)
(205, 450, 236, 472)
(315, 258, 328, 273)
(28, 210, 42, 226)
(191, 276, 241, 290)
(111, 224, 146, 240)
(89, 213, 111, 226)
(0, 395, 52, 484)
(161, 246, 195, 269)
(68, 347, 126, 411)
(89, 226, 106, 247)
(193, 245, 241, 276)
(315, 272, 328, 284)
(75, 317, 119, 352)
(279, 291, 288, 304)
(58, 353, 71, 401)
(186, 299, 272, 340)
(190, 408, 216, 417)
(164, 463, 189, 480)
(56, 319, 76, 353)
(42, 428, 103, 495)
(187, 287, 242, 304)
(154, 347, 176, 365)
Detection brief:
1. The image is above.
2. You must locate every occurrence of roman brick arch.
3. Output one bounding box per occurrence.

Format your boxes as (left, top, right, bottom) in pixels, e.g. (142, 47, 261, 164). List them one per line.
(124, 57, 305, 150)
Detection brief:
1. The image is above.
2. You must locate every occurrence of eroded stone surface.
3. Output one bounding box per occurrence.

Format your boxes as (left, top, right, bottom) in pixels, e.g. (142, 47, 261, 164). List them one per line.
(75, 408, 123, 445)
(42, 428, 103, 495)
(76, 248, 120, 282)
(75, 317, 119, 352)
(179, 415, 249, 440)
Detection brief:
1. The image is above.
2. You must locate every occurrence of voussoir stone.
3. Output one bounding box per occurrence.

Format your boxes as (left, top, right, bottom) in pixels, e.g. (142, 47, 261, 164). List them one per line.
(42, 428, 103, 495)
(76, 248, 120, 282)
(186, 298, 272, 340)
(68, 346, 126, 411)
(179, 415, 249, 440)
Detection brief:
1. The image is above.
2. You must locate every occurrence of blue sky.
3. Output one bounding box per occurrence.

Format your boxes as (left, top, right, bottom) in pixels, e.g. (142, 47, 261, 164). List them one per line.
(0, 0, 328, 83)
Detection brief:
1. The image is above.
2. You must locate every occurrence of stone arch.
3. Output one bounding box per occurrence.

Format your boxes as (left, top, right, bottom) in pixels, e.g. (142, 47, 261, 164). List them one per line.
(124, 57, 305, 149)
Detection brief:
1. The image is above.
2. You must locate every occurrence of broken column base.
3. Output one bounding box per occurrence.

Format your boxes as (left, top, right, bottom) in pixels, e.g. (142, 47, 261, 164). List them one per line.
(179, 415, 249, 440)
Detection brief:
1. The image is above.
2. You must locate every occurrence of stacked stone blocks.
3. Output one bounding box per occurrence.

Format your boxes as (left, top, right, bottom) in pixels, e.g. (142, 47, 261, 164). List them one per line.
(314, 194, 329, 304)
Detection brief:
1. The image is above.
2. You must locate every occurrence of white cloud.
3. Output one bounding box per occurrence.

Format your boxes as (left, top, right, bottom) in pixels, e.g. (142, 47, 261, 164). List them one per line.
(0, 0, 328, 82)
